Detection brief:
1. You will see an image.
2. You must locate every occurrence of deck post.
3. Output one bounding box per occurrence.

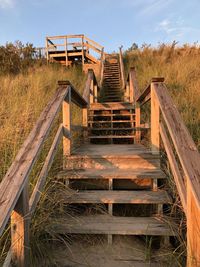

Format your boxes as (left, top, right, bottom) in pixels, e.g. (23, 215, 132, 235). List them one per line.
(11, 183, 29, 267)
(63, 87, 71, 157)
(82, 35, 84, 69)
(151, 81, 160, 155)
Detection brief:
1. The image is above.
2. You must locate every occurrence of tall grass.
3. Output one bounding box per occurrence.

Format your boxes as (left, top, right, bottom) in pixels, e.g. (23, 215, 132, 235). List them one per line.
(0, 63, 86, 265)
(124, 43, 200, 149)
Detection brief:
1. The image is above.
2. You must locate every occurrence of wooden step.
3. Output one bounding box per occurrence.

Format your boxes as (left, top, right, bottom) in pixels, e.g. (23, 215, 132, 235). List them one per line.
(88, 120, 136, 123)
(58, 168, 166, 180)
(90, 135, 134, 139)
(90, 128, 136, 131)
(89, 114, 133, 117)
(49, 215, 175, 236)
(63, 190, 171, 204)
(90, 103, 135, 110)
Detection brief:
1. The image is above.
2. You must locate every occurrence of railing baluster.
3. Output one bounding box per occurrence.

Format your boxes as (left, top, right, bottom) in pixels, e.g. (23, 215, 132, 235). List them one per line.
(63, 87, 71, 157)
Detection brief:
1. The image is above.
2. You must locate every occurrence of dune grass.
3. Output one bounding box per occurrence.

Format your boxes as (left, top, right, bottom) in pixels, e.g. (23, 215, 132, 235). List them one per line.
(124, 43, 200, 149)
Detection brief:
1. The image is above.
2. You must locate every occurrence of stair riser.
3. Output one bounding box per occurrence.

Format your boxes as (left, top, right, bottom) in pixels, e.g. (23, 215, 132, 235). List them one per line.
(65, 157, 160, 170)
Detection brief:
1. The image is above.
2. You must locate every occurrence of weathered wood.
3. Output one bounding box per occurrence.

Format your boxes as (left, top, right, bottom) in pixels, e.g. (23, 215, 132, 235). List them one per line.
(63, 190, 171, 204)
(135, 103, 141, 143)
(29, 124, 63, 213)
(151, 83, 160, 155)
(153, 83, 200, 207)
(63, 90, 71, 157)
(48, 215, 176, 236)
(160, 123, 187, 213)
(0, 85, 69, 236)
(58, 168, 166, 180)
(137, 84, 150, 106)
(84, 36, 103, 49)
(187, 181, 200, 267)
(119, 47, 125, 89)
(129, 67, 140, 102)
(82, 69, 94, 104)
(11, 184, 29, 267)
(82, 108, 88, 143)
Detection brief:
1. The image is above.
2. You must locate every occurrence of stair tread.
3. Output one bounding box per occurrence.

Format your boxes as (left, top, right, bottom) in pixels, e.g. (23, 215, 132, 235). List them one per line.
(89, 114, 134, 117)
(58, 168, 166, 179)
(89, 120, 136, 123)
(49, 214, 175, 236)
(64, 190, 172, 204)
(89, 135, 134, 138)
(90, 103, 135, 110)
(90, 127, 137, 130)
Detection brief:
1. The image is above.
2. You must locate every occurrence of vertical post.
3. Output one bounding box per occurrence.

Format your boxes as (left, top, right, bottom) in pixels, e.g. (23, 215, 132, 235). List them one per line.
(82, 108, 88, 143)
(11, 184, 29, 267)
(65, 37, 68, 67)
(63, 87, 71, 158)
(187, 179, 200, 267)
(135, 103, 141, 143)
(89, 76, 94, 104)
(81, 35, 84, 69)
(151, 82, 160, 155)
(94, 84, 98, 103)
(129, 73, 134, 103)
(125, 81, 130, 102)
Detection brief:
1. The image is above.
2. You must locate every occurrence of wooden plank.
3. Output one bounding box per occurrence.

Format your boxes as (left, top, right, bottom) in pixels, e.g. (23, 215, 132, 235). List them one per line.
(48, 215, 175, 236)
(187, 181, 200, 267)
(47, 34, 84, 40)
(160, 123, 187, 213)
(63, 190, 172, 204)
(151, 84, 160, 155)
(85, 52, 98, 63)
(84, 42, 101, 54)
(153, 83, 200, 207)
(0, 85, 69, 236)
(63, 91, 71, 157)
(58, 168, 166, 180)
(119, 47, 125, 89)
(135, 103, 141, 143)
(11, 184, 29, 267)
(82, 108, 88, 143)
(82, 70, 94, 104)
(29, 124, 63, 213)
(84, 36, 103, 49)
(89, 135, 134, 139)
(129, 67, 140, 102)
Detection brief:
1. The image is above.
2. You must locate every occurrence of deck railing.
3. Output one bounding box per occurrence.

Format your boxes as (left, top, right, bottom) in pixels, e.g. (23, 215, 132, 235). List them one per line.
(46, 34, 104, 66)
(0, 69, 98, 267)
(119, 46, 125, 89)
(135, 76, 200, 267)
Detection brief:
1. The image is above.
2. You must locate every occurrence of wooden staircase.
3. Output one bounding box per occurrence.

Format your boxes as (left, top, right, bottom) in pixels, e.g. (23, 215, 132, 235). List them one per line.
(88, 102, 136, 144)
(54, 143, 174, 245)
(101, 54, 122, 102)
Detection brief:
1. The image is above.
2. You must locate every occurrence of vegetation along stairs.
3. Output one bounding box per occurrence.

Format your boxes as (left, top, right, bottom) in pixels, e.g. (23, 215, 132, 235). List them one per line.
(0, 42, 200, 267)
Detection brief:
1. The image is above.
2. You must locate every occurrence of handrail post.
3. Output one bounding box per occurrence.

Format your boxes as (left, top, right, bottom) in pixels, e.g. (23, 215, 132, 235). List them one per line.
(46, 37, 49, 64)
(119, 46, 125, 89)
(82, 35, 84, 69)
(82, 108, 88, 143)
(63, 85, 71, 158)
(151, 80, 160, 155)
(135, 103, 141, 143)
(11, 183, 29, 267)
(65, 37, 68, 67)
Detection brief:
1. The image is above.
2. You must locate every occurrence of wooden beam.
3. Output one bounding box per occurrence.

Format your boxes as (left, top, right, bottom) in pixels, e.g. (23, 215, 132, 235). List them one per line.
(11, 184, 29, 267)
(151, 83, 160, 155)
(63, 90, 71, 157)
(129, 67, 140, 103)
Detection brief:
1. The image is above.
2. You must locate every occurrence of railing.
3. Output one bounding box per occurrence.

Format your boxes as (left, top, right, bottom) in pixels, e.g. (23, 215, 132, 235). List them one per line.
(119, 46, 125, 89)
(0, 69, 98, 267)
(46, 34, 104, 66)
(135, 77, 200, 267)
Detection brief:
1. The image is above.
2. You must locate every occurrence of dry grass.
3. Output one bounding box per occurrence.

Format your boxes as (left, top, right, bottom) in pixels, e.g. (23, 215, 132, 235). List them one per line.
(0, 63, 86, 265)
(124, 43, 200, 149)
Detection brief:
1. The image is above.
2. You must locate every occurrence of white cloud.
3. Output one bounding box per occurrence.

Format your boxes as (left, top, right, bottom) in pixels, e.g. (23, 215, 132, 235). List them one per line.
(0, 0, 15, 9)
(155, 18, 200, 41)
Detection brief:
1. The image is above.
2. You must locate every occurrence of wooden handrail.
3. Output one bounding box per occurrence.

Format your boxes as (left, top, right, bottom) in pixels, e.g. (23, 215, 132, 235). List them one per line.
(0, 81, 88, 267)
(125, 67, 140, 103)
(99, 48, 105, 87)
(138, 76, 200, 266)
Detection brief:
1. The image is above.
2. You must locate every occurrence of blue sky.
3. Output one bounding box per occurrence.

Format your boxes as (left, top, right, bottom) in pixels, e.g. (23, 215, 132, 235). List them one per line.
(0, 0, 200, 52)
